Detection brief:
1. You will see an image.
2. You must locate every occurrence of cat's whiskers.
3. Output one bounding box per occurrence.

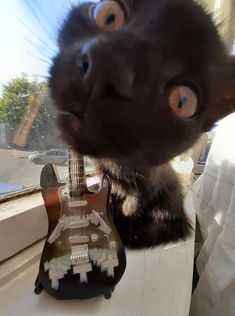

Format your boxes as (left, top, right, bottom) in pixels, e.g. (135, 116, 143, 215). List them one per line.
(25, 0, 57, 44)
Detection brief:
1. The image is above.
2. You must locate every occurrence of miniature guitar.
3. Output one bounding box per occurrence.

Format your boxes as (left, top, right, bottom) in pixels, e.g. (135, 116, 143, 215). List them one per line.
(34, 147, 126, 300)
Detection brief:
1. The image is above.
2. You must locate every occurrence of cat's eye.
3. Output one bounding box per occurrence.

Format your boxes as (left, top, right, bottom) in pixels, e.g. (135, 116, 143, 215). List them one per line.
(168, 86, 198, 118)
(91, 0, 126, 31)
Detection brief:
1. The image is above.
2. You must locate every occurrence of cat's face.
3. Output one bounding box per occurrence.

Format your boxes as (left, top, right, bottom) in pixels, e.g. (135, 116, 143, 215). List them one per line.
(50, 0, 234, 166)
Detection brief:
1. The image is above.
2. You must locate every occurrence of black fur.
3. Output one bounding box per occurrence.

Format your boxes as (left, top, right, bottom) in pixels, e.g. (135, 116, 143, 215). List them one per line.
(49, 0, 233, 248)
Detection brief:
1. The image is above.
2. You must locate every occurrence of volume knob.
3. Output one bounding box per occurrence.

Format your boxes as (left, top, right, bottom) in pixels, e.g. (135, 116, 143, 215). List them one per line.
(91, 234, 99, 242)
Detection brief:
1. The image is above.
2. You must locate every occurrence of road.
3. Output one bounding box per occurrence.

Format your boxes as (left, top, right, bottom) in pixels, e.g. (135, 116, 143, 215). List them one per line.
(0, 149, 68, 192)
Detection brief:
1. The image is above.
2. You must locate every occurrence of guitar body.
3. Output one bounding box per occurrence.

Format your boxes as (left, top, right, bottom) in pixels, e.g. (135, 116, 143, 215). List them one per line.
(35, 162, 126, 300)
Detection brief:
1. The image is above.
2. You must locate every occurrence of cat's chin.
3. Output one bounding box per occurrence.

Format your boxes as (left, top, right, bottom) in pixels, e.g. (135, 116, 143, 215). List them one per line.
(57, 111, 180, 168)
(58, 111, 81, 132)
(57, 112, 106, 157)
(57, 111, 87, 153)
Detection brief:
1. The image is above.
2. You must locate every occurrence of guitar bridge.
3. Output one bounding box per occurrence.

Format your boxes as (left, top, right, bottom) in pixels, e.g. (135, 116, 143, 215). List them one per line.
(70, 244, 89, 265)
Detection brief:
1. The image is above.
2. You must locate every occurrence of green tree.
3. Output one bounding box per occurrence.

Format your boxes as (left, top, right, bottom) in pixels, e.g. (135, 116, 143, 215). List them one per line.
(0, 75, 61, 150)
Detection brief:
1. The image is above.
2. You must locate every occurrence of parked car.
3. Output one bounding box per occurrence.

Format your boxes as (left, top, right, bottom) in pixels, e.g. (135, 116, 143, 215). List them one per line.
(29, 149, 68, 165)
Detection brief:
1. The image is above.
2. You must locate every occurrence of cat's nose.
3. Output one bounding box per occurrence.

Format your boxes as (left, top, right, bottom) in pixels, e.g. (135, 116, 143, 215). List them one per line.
(76, 37, 135, 99)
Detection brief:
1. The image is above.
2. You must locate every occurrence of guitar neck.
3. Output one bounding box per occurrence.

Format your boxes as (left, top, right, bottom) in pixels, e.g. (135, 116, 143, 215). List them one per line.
(68, 146, 86, 197)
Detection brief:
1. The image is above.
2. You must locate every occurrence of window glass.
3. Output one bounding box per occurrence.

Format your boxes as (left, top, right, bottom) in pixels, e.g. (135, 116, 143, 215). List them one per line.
(0, 0, 234, 197)
(0, 0, 88, 196)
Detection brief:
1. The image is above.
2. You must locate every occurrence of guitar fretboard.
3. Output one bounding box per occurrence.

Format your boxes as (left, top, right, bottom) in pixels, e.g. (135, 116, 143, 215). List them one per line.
(68, 147, 86, 197)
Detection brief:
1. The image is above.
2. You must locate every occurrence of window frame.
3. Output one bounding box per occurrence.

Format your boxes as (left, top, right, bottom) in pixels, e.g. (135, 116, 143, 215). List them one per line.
(0, 186, 41, 204)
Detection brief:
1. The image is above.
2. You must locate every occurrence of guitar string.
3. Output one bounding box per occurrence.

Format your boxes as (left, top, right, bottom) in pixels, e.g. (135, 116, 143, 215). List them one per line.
(78, 150, 81, 241)
(68, 146, 72, 245)
(80, 153, 83, 240)
(73, 148, 75, 243)
(71, 147, 78, 247)
(70, 146, 74, 246)
(70, 148, 88, 262)
(80, 153, 84, 241)
(82, 155, 85, 240)
(72, 147, 76, 244)
(78, 150, 82, 242)
(75, 148, 80, 243)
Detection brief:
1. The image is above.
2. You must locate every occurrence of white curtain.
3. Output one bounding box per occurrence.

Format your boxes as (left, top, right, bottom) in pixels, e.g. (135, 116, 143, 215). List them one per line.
(189, 113, 235, 316)
(197, 0, 235, 49)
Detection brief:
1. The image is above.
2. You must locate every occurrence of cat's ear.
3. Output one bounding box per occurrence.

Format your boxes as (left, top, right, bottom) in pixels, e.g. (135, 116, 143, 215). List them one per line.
(203, 56, 235, 129)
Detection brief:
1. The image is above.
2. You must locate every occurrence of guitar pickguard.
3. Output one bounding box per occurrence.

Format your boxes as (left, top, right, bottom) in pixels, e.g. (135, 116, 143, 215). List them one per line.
(44, 248, 119, 290)
(45, 207, 119, 290)
(48, 210, 112, 244)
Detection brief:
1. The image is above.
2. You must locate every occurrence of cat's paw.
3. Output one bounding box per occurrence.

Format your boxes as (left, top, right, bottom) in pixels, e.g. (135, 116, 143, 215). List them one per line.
(121, 194, 139, 217)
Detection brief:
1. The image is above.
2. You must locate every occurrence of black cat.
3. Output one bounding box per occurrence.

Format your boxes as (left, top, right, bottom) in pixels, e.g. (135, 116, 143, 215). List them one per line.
(49, 0, 235, 248)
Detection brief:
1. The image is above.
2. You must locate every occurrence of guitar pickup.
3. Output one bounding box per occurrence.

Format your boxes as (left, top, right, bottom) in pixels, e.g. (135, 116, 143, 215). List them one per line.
(70, 244, 89, 265)
(69, 219, 89, 229)
(69, 200, 88, 208)
(69, 236, 90, 244)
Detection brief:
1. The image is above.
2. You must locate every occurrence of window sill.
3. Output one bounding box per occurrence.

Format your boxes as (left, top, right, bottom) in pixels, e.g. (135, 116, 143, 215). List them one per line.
(0, 239, 44, 287)
(0, 193, 48, 262)
(0, 185, 196, 316)
(0, 203, 195, 316)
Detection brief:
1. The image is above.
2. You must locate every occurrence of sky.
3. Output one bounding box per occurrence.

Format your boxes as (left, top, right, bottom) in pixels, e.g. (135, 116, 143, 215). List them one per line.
(2, 0, 233, 92)
(0, 0, 89, 93)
